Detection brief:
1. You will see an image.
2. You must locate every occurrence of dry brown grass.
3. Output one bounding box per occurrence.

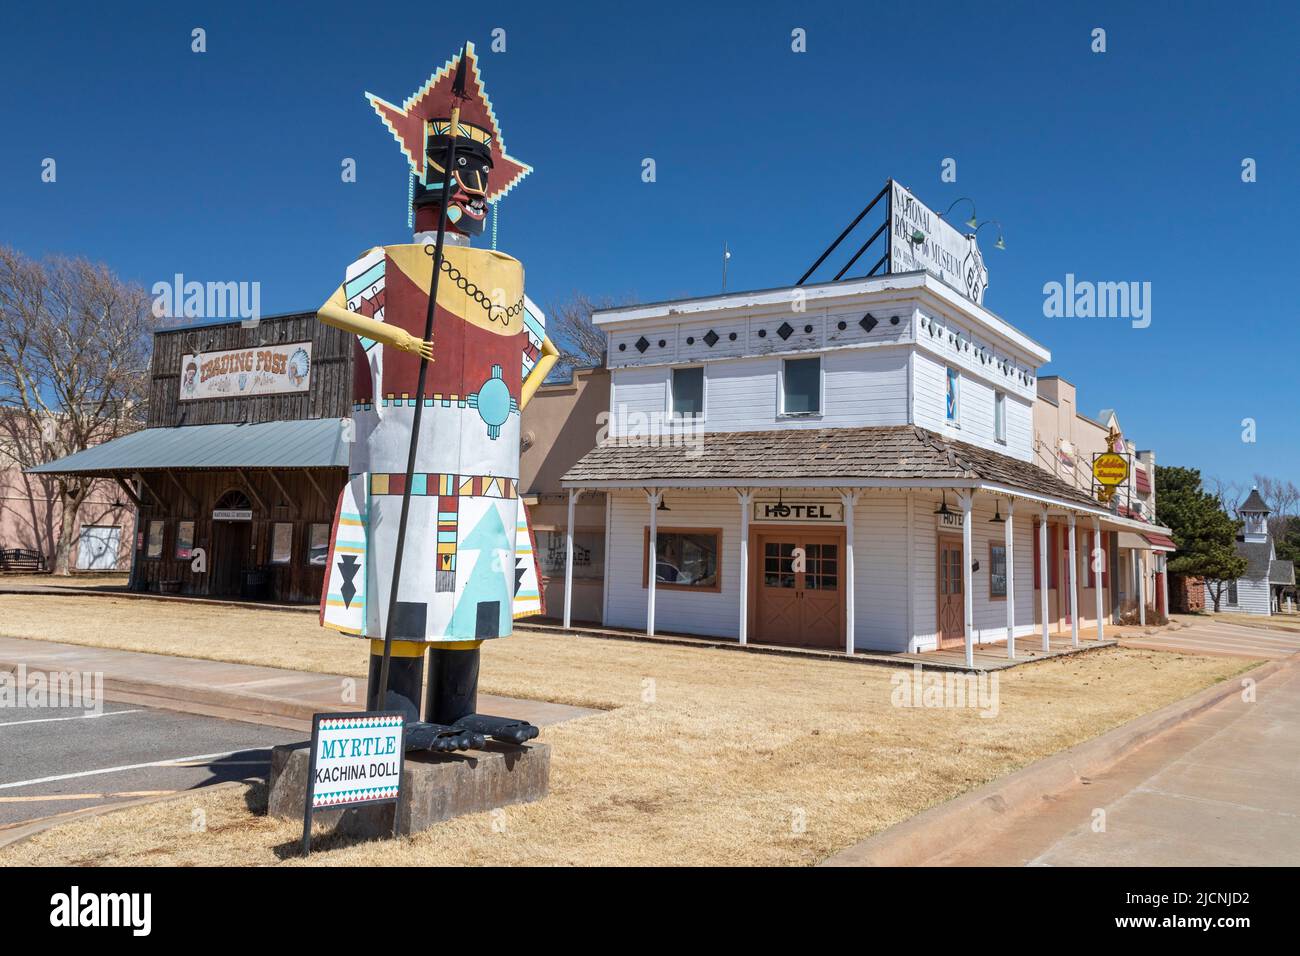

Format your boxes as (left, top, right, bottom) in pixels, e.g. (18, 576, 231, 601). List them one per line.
(0, 590, 1252, 866)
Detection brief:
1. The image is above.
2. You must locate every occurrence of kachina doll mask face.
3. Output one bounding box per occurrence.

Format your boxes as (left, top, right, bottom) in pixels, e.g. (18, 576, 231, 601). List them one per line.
(367, 42, 531, 238)
(415, 130, 494, 234)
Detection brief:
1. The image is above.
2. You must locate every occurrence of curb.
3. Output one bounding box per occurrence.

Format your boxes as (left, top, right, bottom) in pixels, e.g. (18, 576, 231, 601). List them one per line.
(100, 677, 318, 732)
(819, 657, 1287, 867)
(0, 660, 332, 732)
(0, 586, 316, 614)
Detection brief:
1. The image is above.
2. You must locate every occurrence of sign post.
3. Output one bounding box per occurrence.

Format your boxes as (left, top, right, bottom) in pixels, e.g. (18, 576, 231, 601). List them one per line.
(301, 710, 405, 856)
(1091, 452, 1130, 504)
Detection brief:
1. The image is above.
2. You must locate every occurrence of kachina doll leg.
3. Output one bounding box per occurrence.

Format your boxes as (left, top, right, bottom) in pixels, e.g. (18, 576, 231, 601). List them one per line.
(427, 645, 540, 745)
(367, 639, 484, 753)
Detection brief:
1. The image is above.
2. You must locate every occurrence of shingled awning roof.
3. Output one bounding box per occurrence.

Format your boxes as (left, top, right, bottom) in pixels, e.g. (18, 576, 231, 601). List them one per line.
(1270, 560, 1296, 587)
(563, 424, 1110, 512)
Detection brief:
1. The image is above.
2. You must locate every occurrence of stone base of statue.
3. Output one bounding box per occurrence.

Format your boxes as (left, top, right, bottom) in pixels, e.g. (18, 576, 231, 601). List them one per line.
(267, 739, 550, 838)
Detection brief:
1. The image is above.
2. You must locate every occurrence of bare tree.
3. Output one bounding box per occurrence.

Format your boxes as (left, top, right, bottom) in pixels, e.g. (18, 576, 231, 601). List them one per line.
(1252, 474, 1300, 541)
(1206, 475, 1246, 515)
(0, 248, 154, 574)
(544, 292, 628, 376)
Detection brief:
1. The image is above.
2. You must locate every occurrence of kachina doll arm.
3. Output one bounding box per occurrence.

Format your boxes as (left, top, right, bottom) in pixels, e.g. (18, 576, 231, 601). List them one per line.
(316, 284, 433, 361)
(519, 336, 560, 410)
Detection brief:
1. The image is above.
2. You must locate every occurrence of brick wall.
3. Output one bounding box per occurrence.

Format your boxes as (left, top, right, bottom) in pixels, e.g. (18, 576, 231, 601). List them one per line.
(1169, 573, 1205, 613)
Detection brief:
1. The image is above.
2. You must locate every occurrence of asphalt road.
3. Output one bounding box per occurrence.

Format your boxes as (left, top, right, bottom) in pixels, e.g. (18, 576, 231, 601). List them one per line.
(0, 701, 299, 829)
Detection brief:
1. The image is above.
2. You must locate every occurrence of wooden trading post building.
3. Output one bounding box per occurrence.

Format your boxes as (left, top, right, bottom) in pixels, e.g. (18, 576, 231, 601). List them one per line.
(31, 312, 353, 603)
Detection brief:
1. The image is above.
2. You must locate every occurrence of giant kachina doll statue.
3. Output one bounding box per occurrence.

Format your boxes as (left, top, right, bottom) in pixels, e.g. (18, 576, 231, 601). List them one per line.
(317, 43, 557, 753)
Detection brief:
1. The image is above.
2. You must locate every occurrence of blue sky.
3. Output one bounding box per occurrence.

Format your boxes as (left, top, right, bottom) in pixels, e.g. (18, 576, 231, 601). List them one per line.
(2, 1, 1296, 489)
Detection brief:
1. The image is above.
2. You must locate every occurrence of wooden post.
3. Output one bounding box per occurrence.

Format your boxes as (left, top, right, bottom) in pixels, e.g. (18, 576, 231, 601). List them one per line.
(1093, 517, 1106, 642)
(960, 492, 974, 669)
(1160, 560, 1169, 619)
(1005, 499, 1015, 659)
(1067, 513, 1079, 647)
(1138, 548, 1147, 626)
(1039, 510, 1050, 652)
(842, 490, 859, 656)
(563, 489, 577, 629)
(646, 489, 660, 637)
(736, 489, 752, 645)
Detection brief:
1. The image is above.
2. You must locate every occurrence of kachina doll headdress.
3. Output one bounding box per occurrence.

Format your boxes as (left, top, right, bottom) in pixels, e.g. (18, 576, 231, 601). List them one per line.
(367, 41, 532, 238)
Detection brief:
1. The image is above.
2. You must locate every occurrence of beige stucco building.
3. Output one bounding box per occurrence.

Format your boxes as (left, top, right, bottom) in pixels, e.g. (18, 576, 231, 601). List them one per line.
(1032, 376, 1171, 624)
(518, 364, 610, 623)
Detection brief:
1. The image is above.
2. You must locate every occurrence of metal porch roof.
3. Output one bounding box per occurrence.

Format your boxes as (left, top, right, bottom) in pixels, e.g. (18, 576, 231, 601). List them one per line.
(26, 418, 350, 475)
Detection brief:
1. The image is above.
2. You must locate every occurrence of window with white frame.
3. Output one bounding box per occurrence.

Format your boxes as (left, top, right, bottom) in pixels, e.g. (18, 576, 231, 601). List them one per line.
(782, 357, 821, 415)
(994, 390, 1006, 443)
(671, 366, 704, 417)
(945, 367, 960, 424)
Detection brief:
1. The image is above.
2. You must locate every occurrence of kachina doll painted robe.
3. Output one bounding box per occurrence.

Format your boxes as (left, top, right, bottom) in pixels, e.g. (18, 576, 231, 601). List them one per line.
(319, 243, 553, 642)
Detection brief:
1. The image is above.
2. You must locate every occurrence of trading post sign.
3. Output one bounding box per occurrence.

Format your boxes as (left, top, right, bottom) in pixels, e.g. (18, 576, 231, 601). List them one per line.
(301, 710, 405, 854)
(180, 342, 312, 401)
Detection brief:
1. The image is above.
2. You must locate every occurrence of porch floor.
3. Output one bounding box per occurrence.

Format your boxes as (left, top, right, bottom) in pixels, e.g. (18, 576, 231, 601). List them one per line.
(893, 633, 1117, 671)
(518, 618, 1125, 673)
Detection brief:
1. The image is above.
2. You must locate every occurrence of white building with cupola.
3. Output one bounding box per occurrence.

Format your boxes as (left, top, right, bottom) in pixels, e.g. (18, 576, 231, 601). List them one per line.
(1205, 488, 1296, 615)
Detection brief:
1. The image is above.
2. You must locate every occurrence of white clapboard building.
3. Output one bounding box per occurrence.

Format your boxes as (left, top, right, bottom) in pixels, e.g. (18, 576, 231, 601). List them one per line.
(555, 185, 1175, 664)
(1205, 489, 1296, 616)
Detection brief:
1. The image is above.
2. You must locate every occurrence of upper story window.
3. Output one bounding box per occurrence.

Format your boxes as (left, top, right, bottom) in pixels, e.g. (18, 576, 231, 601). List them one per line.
(994, 391, 1006, 443)
(781, 357, 821, 416)
(671, 366, 704, 417)
(945, 368, 960, 424)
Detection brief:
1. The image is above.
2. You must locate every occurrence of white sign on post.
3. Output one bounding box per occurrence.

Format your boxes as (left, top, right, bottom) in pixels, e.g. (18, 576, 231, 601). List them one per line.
(889, 181, 988, 305)
(302, 711, 405, 854)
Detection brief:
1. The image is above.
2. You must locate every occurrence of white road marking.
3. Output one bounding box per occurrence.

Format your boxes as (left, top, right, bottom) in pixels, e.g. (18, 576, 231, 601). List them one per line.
(0, 749, 263, 791)
(0, 709, 142, 728)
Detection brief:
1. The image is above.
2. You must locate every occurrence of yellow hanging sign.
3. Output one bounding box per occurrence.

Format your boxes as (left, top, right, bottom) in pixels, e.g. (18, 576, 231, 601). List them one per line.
(1093, 452, 1130, 487)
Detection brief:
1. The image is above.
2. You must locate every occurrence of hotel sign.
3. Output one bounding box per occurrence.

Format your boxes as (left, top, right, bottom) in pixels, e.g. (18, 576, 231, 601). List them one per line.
(180, 342, 312, 401)
(936, 510, 965, 531)
(753, 498, 843, 523)
(889, 181, 988, 305)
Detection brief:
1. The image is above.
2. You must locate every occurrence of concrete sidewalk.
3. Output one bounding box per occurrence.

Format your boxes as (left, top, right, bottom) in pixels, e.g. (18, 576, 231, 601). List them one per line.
(0, 636, 600, 732)
(826, 656, 1299, 866)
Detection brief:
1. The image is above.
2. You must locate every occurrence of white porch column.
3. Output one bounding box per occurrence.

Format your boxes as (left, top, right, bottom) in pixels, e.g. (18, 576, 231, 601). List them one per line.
(1005, 499, 1016, 659)
(646, 489, 661, 636)
(1160, 560, 1169, 619)
(1067, 514, 1079, 647)
(1039, 509, 1050, 652)
(959, 492, 974, 669)
(736, 489, 752, 645)
(1138, 548, 1147, 626)
(1093, 517, 1105, 642)
(842, 491, 859, 656)
(563, 489, 578, 629)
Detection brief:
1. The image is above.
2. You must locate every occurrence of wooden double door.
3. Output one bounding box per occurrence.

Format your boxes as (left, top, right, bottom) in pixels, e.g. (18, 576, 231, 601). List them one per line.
(753, 529, 844, 649)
